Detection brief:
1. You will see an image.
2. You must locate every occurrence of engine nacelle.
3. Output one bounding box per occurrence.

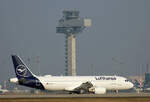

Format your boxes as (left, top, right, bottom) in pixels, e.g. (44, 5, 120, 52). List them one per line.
(94, 87, 106, 94)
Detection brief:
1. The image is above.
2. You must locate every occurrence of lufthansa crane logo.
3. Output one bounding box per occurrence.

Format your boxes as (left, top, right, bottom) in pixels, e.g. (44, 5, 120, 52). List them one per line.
(16, 65, 27, 77)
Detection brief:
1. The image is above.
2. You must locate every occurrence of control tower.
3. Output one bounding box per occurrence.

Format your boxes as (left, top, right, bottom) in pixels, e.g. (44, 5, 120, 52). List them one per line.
(56, 10, 91, 76)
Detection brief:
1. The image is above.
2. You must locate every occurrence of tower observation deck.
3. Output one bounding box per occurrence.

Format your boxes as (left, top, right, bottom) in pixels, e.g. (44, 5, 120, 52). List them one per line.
(56, 10, 91, 76)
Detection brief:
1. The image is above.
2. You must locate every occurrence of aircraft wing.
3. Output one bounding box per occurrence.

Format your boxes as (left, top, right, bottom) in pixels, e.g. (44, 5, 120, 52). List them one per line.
(74, 81, 93, 93)
(65, 81, 93, 93)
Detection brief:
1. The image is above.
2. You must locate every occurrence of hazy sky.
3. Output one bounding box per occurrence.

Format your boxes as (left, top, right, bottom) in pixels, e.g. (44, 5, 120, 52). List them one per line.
(0, 0, 150, 83)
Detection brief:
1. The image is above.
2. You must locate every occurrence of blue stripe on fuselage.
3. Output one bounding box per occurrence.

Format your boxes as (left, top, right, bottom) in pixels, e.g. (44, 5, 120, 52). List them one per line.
(18, 77, 45, 90)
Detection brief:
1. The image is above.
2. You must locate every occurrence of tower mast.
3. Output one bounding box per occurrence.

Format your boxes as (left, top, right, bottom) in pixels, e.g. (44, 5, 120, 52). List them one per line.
(56, 10, 91, 76)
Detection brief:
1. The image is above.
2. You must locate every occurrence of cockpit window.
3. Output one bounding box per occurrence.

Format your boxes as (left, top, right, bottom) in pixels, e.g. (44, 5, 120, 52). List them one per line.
(125, 80, 129, 82)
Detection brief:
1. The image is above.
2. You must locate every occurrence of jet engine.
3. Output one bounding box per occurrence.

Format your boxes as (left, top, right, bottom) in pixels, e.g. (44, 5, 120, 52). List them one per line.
(94, 87, 106, 94)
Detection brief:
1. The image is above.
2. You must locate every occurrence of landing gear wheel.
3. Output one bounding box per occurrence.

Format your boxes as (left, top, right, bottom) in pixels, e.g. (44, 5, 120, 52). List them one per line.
(115, 90, 118, 93)
(80, 89, 85, 94)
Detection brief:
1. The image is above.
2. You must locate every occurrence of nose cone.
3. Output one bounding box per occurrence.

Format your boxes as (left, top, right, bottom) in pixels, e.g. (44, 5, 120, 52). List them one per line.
(129, 82, 134, 89)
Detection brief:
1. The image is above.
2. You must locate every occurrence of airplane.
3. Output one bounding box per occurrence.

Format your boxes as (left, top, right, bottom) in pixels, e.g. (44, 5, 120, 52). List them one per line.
(9, 55, 134, 94)
(0, 85, 9, 93)
(0, 89, 9, 93)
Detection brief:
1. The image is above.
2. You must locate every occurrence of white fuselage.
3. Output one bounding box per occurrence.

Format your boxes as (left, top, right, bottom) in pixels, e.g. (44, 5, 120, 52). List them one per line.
(37, 75, 133, 91)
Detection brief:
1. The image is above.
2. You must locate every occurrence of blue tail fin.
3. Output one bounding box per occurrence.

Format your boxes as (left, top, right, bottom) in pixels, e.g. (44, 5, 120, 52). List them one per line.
(11, 55, 35, 79)
(11, 55, 45, 90)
